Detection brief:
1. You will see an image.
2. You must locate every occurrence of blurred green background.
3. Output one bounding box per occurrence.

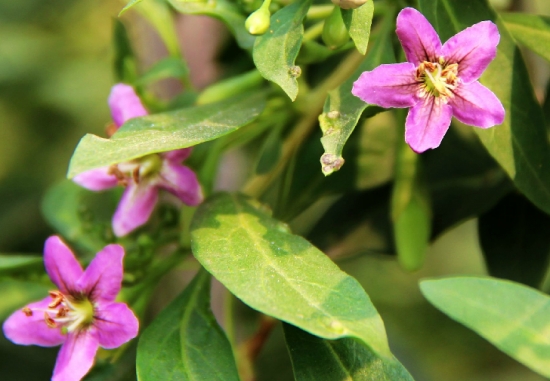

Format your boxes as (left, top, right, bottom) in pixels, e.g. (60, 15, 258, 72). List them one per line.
(1, 0, 550, 380)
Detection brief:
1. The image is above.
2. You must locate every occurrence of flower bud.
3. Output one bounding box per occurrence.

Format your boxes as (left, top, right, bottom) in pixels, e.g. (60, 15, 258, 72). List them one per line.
(331, 0, 367, 10)
(245, 6, 271, 35)
(322, 7, 349, 50)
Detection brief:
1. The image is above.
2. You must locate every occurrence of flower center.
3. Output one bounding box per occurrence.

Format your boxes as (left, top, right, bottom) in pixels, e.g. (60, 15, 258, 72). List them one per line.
(416, 60, 459, 100)
(109, 154, 163, 186)
(23, 291, 95, 334)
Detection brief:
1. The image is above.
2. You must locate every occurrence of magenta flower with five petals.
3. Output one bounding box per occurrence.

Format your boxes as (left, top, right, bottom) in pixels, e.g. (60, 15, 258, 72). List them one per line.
(2, 236, 138, 381)
(73, 84, 204, 236)
(352, 7, 505, 153)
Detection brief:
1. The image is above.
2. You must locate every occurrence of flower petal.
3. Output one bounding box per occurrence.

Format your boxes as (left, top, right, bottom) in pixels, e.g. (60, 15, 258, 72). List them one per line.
(441, 21, 500, 83)
(92, 302, 139, 349)
(77, 244, 124, 303)
(396, 7, 442, 65)
(162, 148, 193, 163)
(108, 83, 148, 127)
(72, 167, 118, 191)
(158, 162, 204, 206)
(2, 298, 66, 347)
(405, 97, 453, 153)
(44, 236, 84, 295)
(52, 331, 99, 381)
(450, 81, 505, 128)
(352, 63, 419, 108)
(112, 182, 158, 237)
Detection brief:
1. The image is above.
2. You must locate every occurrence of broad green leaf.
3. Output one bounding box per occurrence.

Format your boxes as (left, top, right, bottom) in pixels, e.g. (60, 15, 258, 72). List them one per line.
(341, 1, 374, 55)
(253, 0, 312, 101)
(320, 17, 394, 175)
(420, 277, 550, 378)
(41, 180, 117, 253)
(168, 0, 255, 49)
(284, 324, 414, 381)
(191, 193, 392, 358)
(0, 255, 43, 277)
(136, 269, 239, 381)
(136, 57, 189, 85)
(479, 193, 550, 288)
(501, 13, 550, 63)
(119, 0, 143, 16)
(418, 0, 550, 215)
(67, 92, 266, 178)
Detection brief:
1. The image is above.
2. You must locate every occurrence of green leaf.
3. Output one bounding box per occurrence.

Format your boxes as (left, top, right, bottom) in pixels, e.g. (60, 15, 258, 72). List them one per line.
(191, 193, 392, 358)
(253, 0, 312, 101)
(119, 0, 143, 16)
(425, 127, 513, 238)
(136, 269, 240, 381)
(41, 180, 117, 253)
(420, 277, 550, 378)
(320, 17, 394, 175)
(0, 255, 43, 277)
(341, 1, 374, 55)
(478, 193, 550, 288)
(501, 13, 550, 63)
(168, 0, 255, 49)
(284, 324, 414, 381)
(67, 92, 266, 178)
(113, 19, 137, 83)
(136, 57, 189, 85)
(0, 281, 50, 320)
(418, 0, 550, 215)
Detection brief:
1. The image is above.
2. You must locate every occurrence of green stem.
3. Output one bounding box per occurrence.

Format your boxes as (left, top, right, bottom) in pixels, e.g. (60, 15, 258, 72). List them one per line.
(243, 50, 366, 198)
(306, 4, 334, 20)
(303, 21, 325, 41)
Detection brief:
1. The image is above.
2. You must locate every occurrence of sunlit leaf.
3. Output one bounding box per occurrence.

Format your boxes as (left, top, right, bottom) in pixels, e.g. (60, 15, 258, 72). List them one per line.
(501, 13, 550, 63)
(67, 92, 266, 177)
(284, 324, 414, 381)
(253, 0, 313, 101)
(341, 1, 374, 55)
(119, 0, 143, 16)
(191, 192, 393, 358)
(136, 269, 239, 381)
(421, 277, 550, 378)
(418, 0, 550, 215)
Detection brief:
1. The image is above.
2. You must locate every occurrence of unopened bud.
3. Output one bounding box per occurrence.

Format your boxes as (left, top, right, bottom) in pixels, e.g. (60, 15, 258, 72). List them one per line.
(245, 6, 271, 35)
(331, 0, 367, 10)
(322, 7, 349, 50)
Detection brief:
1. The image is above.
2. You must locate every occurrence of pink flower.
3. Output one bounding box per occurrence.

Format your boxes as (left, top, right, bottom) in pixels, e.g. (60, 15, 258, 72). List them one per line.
(352, 7, 505, 153)
(73, 84, 204, 236)
(2, 236, 139, 381)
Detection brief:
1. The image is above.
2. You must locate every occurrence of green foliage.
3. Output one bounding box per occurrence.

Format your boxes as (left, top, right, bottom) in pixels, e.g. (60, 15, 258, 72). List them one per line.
(341, 1, 374, 55)
(319, 16, 393, 175)
(501, 13, 550, 63)
(284, 324, 414, 381)
(419, 0, 550, 216)
(67, 92, 266, 177)
(191, 193, 392, 358)
(136, 269, 239, 381)
(253, 0, 312, 100)
(421, 277, 550, 378)
(168, 0, 255, 49)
